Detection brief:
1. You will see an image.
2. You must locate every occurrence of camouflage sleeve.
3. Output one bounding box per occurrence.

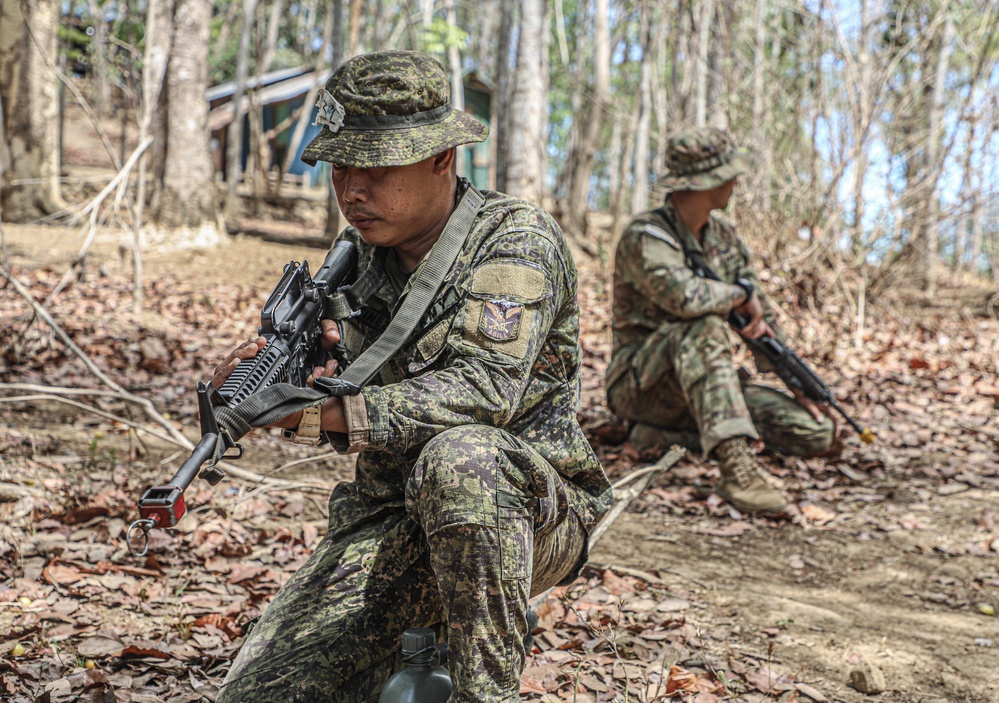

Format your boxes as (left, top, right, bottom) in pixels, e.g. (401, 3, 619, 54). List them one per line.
(350, 221, 570, 454)
(620, 222, 741, 320)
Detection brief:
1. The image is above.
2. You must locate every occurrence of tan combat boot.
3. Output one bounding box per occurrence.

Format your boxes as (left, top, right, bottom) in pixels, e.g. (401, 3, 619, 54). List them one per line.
(713, 437, 787, 514)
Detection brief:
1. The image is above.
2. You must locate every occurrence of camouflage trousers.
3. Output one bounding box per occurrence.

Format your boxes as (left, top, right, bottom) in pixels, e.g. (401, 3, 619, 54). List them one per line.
(607, 314, 834, 458)
(216, 425, 588, 703)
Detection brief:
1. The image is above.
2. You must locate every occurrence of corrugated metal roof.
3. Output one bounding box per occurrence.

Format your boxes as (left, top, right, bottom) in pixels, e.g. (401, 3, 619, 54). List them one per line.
(206, 66, 311, 101)
(207, 70, 332, 131)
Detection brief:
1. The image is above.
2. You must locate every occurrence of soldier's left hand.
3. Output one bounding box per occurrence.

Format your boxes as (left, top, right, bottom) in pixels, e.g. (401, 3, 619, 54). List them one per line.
(793, 387, 836, 429)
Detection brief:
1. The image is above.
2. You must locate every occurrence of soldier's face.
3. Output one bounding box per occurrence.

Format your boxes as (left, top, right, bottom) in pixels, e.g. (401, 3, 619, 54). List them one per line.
(330, 151, 455, 260)
(712, 178, 737, 210)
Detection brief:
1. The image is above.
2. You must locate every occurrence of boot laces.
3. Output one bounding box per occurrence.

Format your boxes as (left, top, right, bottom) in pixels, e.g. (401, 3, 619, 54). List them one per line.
(720, 440, 761, 488)
(730, 451, 759, 488)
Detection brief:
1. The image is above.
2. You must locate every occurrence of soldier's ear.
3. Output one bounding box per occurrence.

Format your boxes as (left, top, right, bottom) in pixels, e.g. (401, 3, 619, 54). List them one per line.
(432, 148, 456, 175)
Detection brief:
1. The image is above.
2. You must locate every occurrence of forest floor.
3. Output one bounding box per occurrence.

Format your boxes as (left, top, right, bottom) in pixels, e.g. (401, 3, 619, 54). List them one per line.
(2, 116, 999, 702)
(3, 218, 998, 703)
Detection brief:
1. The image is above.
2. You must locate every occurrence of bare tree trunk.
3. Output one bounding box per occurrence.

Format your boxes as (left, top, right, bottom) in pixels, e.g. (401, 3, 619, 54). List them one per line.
(348, 0, 362, 56)
(751, 0, 771, 211)
(147, 0, 221, 244)
(223, 0, 257, 226)
(472, 0, 497, 78)
(955, 87, 980, 273)
(88, 0, 112, 118)
(921, 12, 955, 295)
(324, 0, 346, 244)
(260, 0, 285, 74)
(281, 7, 335, 180)
(502, 0, 546, 205)
(631, 2, 653, 214)
(668, 0, 688, 125)
(446, 3, 467, 179)
(371, 0, 390, 50)
(558, 0, 610, 238)
(652, 8, 669, 175)
(139, 0, 172, 226)
(301, 0, 318, 52)
(694, 0, 714, 127)
(675, 0, 695, 126)
(968, 192, 983, 276)
(607, 116, 624, 232)
(0, 0, 65, 221)
(494, 0, 516, 192)
(807, 0, 824, 229)
(849, 0, 873, 256)
(707, 2, 730, 130)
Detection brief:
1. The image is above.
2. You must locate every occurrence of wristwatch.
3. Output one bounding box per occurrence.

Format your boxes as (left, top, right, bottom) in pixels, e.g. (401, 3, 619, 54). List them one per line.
(735, 277, 755, 302)
(285, 404, 323, 445)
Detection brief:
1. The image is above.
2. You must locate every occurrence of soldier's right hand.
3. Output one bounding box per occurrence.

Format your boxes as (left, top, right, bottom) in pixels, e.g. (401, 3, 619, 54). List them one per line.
(211, 336, 267, 389)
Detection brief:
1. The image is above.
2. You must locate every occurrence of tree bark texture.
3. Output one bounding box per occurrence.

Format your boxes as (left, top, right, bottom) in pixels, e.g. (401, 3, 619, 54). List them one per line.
(149, 0, 220, 234)
(502, 0, 546, 205)
(0, 0, 63, 221)
(223, 0, 257, 221)
(558, 0, 610, 238)
(630, 2, 653, 214)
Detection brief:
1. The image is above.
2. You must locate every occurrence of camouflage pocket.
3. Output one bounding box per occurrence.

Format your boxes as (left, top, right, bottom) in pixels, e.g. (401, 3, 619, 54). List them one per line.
(406, 318, 452, 376)
(497, 490, 530, 581)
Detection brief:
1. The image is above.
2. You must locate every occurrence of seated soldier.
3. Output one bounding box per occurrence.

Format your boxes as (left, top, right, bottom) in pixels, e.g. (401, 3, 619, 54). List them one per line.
(605, 127, 835, 515)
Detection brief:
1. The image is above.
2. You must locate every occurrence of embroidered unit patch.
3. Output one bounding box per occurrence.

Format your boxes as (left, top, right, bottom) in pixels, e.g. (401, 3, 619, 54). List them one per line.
(478, 299, 523, 341)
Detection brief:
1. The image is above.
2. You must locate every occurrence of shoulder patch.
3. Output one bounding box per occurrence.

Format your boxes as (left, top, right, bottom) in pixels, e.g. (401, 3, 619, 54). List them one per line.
(640, 223, 681, 251)
(479, 300, 524, 341)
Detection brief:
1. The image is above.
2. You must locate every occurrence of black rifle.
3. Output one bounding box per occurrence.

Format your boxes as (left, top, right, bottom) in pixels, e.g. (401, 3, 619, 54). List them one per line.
(128, 241, 358, 551)
(690, 255, 874, 445)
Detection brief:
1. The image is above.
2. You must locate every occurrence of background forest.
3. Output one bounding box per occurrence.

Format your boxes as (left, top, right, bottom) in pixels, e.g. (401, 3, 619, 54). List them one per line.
(2, 1, 999, 703)
(2, 0, 998, 293)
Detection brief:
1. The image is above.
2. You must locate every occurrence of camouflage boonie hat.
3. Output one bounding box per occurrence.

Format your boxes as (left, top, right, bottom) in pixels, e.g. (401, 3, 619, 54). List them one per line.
(301, 50, 488, 168)
(660, 127, 753, 191)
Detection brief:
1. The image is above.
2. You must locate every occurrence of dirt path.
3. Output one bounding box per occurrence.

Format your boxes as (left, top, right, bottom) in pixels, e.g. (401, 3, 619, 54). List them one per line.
(3, 222, 998, 703)
(591, 500, 998, 702)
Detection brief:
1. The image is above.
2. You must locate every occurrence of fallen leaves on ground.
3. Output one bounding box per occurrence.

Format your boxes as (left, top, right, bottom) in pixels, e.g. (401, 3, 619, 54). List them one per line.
(3, 243, 998, 702)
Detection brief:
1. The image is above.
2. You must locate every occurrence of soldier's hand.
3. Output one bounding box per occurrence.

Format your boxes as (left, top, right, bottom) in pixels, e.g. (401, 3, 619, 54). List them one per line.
(793, 387, 836, 429)
(307, 319, 343, 385)
(306, 358, 340, 387)
(319, 319, 342, 350)
(733, 294, 772, 340)
(211, 336, 267, 389)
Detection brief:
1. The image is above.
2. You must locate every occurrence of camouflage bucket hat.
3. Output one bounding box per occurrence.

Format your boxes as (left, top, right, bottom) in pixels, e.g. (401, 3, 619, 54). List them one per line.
(660, 127, 753, 191)
(301, 50, 488, 169)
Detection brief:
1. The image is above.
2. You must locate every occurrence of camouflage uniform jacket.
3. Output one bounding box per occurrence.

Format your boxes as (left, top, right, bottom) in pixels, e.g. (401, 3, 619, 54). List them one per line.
(606, 194, 774, 391)
(331, 182, 612, 530)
